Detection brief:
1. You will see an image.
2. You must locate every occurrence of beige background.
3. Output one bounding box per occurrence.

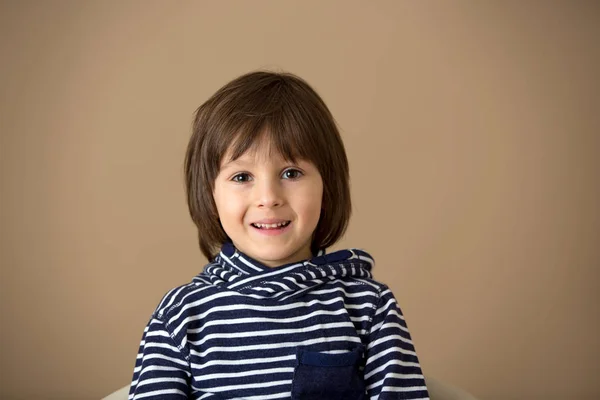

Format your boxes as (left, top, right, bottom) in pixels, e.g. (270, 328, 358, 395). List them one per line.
(1, 1, 599, 399)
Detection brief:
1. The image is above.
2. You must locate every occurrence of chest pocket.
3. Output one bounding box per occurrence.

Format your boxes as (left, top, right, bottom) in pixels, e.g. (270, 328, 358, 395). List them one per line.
(291, 345, 366, 400)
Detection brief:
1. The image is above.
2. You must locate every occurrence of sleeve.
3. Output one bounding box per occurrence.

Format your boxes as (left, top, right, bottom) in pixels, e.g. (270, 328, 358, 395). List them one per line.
(363, 287, 429, 400)
(129, 316, 192, 400)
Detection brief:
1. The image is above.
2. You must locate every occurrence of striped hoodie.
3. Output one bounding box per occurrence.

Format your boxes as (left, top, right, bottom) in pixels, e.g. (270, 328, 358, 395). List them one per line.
(129, 243, 429, 400)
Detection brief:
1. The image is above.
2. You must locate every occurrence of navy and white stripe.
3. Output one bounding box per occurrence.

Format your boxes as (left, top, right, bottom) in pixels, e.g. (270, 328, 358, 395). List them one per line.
(129, 244, 429, 399)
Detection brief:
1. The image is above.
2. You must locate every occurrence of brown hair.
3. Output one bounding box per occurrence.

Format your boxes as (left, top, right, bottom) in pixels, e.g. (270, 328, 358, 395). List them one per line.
(184, 71, 351, 260)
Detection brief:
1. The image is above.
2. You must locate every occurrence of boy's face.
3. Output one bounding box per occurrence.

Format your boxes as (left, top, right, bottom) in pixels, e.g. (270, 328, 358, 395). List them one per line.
(213, 141, 323, 267)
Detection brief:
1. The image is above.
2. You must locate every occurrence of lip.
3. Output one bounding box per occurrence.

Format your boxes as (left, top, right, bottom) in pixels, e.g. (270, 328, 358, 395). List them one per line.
(250, 219, 292, 236)
(250, 218, 290, 225)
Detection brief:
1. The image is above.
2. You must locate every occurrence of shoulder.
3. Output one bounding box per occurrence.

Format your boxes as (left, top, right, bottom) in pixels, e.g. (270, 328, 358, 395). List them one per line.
(151, 280, 210, 320)
(350, 276, 390, 298)
(322, 247, 389, 295)
(343, 248, 399, 297)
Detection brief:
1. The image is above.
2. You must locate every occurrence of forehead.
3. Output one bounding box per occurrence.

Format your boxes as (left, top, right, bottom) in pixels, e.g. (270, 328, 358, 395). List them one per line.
(220, 130, 300, 165)
(220, 140, 299, 169)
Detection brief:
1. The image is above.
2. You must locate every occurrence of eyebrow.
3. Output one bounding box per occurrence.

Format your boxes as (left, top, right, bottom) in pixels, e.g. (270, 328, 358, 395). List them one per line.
(220, 158, 254, 169)
(221, 156, 304, 169)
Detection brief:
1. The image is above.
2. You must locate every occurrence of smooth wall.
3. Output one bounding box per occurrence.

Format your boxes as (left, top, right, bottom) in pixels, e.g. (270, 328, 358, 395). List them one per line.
(1, 1, 598, 399)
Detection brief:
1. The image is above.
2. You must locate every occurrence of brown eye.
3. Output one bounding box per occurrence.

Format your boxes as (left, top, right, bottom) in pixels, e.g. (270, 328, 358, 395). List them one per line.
(282, 169, 303, 180)
(231, 173, 252, 183)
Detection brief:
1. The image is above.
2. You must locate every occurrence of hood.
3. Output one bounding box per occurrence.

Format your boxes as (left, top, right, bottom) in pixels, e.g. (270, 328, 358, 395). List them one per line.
(193, 242, 374, 300)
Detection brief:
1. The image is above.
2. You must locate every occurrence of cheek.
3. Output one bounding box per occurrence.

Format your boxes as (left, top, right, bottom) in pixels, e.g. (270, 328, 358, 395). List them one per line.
(298, 182, 323, 223)
(213, 187, 247, 223)
(219, 199, 245, 220)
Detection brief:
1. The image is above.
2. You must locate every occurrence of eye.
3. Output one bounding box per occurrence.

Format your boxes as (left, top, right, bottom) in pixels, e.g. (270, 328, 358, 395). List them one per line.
(282, 168, 303, 180)
(231, 173, 252, 183)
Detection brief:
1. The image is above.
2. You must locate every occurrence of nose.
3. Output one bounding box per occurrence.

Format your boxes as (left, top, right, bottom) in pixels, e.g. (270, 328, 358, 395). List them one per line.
(254, 177, 283, 208)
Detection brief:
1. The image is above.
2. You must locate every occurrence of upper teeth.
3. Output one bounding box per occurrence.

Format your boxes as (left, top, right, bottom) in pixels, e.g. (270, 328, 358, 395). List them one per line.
(254, 222, 288, 229)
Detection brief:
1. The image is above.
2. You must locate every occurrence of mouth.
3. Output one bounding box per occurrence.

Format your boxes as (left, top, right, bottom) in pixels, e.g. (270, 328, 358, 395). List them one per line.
(250, 221, 291, 230)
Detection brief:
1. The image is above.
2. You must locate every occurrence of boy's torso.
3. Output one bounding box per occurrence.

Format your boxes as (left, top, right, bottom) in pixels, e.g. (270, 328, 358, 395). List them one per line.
(157, 276, 382, 399)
